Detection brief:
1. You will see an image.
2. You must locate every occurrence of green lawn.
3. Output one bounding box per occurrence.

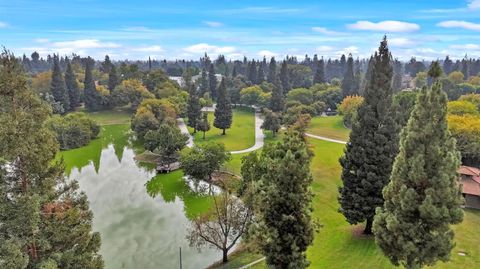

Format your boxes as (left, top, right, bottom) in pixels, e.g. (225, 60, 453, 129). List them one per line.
(218, 125, 480, 268)
(84, 107, 133, 125)
(188, 107, 255, 151)
(307, 115, 350, 141)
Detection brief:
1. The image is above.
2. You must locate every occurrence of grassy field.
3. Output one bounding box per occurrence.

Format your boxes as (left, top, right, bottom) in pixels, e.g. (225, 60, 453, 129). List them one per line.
(216, 122, 480, 268)
(84, 106, 133, 125)
(307, 115, 350, 141)
(188, 107, 255, 151)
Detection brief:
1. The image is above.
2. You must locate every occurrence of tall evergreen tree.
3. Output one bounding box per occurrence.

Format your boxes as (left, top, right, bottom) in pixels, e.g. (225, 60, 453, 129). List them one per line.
(243, 131, 315, 268)
(108, 64, 119, 91)
(341, 54, 356, 97)
(373, 62, 464, 269)
(199, 68, 209, 97)
(83, 57, 103, 111)
(50, 54, 70, 113)
(270, 77, 284, 112)
(101, 55, 112, 73)
(338, 36, 398, 234)
(313, 58, 326, 84)
(187, 83, 202, 133)
(443, 56, 453, 75)
(257, 61, 265, 84)
(280, 61, 291, 92)
(208, 63, 217, 100)
(64, 58, 80, 110)
(461, 56, 469, 80)
(247, 61, 257, 84)
(213, 78, 232, 135)
(267, 57, 277, 83)
(0, 51, 103, 269)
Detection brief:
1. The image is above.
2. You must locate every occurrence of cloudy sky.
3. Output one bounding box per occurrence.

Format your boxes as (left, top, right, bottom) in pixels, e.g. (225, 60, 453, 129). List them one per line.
(1, 0, 480, 61)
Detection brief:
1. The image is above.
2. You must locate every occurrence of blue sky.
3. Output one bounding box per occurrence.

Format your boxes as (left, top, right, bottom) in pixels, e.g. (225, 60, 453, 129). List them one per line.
(1, 0, 480, 60)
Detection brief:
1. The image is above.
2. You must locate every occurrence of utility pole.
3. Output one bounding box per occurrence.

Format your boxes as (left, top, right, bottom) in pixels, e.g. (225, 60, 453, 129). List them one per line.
(179, 247, 182, 269)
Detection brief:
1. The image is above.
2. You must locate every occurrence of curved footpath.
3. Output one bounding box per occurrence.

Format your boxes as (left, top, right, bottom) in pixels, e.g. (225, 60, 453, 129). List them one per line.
(304, 132, 347, 144)
(177, 110, 264, 155)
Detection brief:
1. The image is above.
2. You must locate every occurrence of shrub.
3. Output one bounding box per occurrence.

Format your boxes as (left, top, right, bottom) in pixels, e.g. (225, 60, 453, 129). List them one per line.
(45, 112, 100, 150)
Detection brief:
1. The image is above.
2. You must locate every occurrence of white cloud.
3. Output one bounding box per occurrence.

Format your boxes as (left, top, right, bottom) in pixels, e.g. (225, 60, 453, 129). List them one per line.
(183, 43, 236, 54)
(52, 39, 121, 49)
(315, 46, 335, 53)
(34, 38, 49, 43)
(450, 44, 480, 50)
(132, 45, 164, 52)
(468, 0, 480, 10)
(338, 46, 359, 55)
(203, 21, 223, 27)
(257, 50, 277, 58)
(437, 20, 480, 31)
(311, 27, 343, 35)
(0, 21, 8, 28)
(347, 20, 420, 33)
(389, 37, 416, 47)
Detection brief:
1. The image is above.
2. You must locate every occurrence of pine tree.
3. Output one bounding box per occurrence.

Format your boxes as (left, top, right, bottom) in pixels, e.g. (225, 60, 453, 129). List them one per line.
(373, 62, 464, 269)
(101, 55, 112, 73)
(108, 64, 119, 91)
(257, 61, 265, 84)
(461, 56, 469, 80)
(196, 112, 210, 139)
(213, 78, 232, 135)
(199, 68, 208, 97)
(270, 77, 284, 112)
(313, 58, 326, 84)
(267, 57, 277, 83)
(64, 58, 80, 110)
(443, 56, 453, 75)
(50, 54, 70, 113)
(340, 54, 347, 75)
(187, 83, 201, 133)
(341, 54, 356, 97)
(0, 51, 103, 269)
(247, 61, 257, 84)
(208, 63, 217, 100)
(280, 61, 291, 92)
(338, 36, 398, 234)
(84, 57, 103, 111)
(244, 131, 315, 268)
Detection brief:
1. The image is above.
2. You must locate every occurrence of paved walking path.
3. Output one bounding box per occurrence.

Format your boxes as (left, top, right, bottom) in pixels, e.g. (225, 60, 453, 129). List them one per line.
(177, 107, 264, 154)
(304, 132, 347, 144)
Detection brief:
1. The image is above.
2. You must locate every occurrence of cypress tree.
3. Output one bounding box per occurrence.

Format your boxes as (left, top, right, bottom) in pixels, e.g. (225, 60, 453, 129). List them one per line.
(108, 64, 119, 91)
(280, 61, 291, 92)
(267, 57, 276, 83)
(244, 131, 315, 268)
(213, 78, 232, 135)
(247, 61, 257, 84)
(257, 61, 265, 84)
(443, 56, 453, 75)
(208, 63, 217, 100)
(199, 68, 208, 97)
(461, 57, 469, 80)
(373, 62, 464, 269)
(313, 58, 326, 84)
(270, 77, 284, 112)
(341, 54, 356, 97)
(338, 36, 398, 234)
(50, 54, 70, 113)
(64, 58, 80, 110)
(83, 57, 103, 111)
(187, 83, 201, 133)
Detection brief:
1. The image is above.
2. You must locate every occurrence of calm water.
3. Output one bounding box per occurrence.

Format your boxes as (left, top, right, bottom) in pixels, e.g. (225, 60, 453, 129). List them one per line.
(61, 124, 220, 269)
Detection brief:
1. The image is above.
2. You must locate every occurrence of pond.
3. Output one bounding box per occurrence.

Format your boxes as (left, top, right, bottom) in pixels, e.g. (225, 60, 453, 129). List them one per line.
(60, 124, 220, 269)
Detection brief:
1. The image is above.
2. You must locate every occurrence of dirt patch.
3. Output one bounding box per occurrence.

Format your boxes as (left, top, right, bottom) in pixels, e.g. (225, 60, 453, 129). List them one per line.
(351, 225, 374, 239)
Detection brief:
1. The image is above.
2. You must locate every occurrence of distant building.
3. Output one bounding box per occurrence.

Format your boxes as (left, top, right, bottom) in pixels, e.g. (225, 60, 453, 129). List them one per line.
(458, 165, 480, 209)
(169, 73, 222, 88)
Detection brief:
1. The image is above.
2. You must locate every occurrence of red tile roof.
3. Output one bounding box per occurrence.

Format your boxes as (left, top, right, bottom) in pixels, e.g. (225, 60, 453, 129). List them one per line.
(458, 166, 480, 196)
(458, 166, 480, 177)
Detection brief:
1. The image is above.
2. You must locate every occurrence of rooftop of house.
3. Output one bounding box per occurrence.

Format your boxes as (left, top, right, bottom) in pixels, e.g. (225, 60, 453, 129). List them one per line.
(458, 165, 480, 196)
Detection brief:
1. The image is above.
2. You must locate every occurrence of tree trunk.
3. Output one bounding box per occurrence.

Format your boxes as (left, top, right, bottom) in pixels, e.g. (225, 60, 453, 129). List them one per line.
(203, 131, 206, 139)
(222, 129, 226, 135)
(222, 249, 228, 263)
(364, 218, 373, 235)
